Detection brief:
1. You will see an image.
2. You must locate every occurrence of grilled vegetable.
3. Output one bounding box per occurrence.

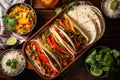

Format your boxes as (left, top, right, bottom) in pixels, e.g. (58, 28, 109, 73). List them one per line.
(40, 31, 70, 67)
(50, 25, 75, 58)
(25, 4, 91, 78)
(26, 40, 58, 77)
(37, 38, 62, 70)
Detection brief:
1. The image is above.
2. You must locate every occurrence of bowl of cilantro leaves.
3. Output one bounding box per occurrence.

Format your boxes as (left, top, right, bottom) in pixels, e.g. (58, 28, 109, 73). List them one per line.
(85, 46, 120, 79)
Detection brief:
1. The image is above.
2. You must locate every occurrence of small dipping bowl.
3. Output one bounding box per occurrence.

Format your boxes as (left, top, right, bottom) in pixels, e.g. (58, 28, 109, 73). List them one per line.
(101, 0, 120, 19)
(85, 46, 107, 78)
(0, 49, 26, 76)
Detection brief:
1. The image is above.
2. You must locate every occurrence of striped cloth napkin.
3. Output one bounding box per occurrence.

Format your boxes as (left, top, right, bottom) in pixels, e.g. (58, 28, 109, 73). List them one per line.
(0, 0, 28, 49)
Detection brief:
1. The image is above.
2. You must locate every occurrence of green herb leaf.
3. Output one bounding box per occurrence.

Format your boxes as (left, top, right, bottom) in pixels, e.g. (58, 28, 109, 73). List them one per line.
(6, 59, 17, 69)
(111, 49, 120, 58)
(54, 21, 60, 26)
(2, 14, 17, 31)
(55, 7, 62, 14)
(6, 59, 11, 66)
(68, 2, 81, 10)
(11, 59, 17, 69)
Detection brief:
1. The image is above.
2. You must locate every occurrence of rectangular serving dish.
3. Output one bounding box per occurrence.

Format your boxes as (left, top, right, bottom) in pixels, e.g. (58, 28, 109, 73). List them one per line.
(22, 1, 104, 79)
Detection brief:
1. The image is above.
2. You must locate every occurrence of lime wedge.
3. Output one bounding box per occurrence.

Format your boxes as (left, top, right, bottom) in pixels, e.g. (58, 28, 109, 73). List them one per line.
(6, 37, 17, 46)
(111, 0, 118, 10)
(90, 67, 103, 76)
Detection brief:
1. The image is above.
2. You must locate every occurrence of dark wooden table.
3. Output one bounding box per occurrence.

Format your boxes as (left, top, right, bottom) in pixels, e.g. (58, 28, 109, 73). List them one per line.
(0, 0, 120, 80)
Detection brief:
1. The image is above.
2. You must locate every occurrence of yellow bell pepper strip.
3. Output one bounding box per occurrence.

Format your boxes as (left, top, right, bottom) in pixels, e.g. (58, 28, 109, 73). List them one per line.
(64, 14, 76, 33)
(44, 43, 51, 51)
(46, 36, 67, 67)
(53, 34, 65, 49)
(51, 24, 76, 51)
(50, 25, 76, 56)
(47, 35, 67, 66)
(53, 34, 60, 44)
(50, 35, 73, 58)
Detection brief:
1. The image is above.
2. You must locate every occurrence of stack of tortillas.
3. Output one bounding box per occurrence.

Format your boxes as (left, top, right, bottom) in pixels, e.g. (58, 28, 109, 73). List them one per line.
(67, 1, 105, 45)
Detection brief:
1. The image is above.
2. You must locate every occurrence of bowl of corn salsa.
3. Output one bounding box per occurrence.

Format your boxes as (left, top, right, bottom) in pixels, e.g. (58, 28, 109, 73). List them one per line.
(5, 3, 37, 35)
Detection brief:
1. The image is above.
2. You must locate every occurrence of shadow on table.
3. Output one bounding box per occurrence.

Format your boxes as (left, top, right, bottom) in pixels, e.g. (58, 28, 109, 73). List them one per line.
(15, 69, 43, 80)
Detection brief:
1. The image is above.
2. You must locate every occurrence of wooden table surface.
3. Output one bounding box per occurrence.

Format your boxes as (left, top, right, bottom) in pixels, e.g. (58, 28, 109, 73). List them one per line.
(0, 0, 120, 80)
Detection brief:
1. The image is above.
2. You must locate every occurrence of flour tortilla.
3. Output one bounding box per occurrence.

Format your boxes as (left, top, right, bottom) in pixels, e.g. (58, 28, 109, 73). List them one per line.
(67, 5, 97, 45)
(91, 6, 105, 40)
(75, 5, 102, 42)
(66, 14, 89, 44)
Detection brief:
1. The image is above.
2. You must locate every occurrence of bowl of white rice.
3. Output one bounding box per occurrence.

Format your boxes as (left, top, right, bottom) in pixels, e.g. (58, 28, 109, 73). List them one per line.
(0, 49, 26, 76)
(101, 0, 120, 19)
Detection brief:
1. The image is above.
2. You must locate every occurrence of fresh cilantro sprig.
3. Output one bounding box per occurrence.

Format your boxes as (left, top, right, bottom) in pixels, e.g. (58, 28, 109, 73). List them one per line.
(6, 58, 18, 69)
(55, 0, 72, 14)
(2, 14, 17, 31)
(68, 2, 80, 10)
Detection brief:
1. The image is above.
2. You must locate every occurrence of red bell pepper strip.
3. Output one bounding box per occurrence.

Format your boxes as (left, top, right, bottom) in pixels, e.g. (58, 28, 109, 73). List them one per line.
(46, 37, 53, 48)
(57, 19, 66, 29)
(31, 41, 50, 66)
(47, 34, 67, 66)
(49, 35, 73, 58)
(74, 36, 80, 47)
(51, 70, 57, 77)
(64, 18, 73, 32)
(30, 41, 57, 76)
(38, 53, 57, 77)
(38, 51, 50, 66)
(47, 35, 67, 66)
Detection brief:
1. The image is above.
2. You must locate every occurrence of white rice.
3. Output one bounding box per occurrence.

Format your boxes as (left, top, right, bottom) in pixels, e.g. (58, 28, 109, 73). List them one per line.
(103, 0, 120, 18)
(1, 50, 26, 75)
